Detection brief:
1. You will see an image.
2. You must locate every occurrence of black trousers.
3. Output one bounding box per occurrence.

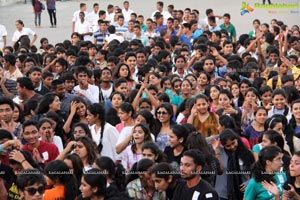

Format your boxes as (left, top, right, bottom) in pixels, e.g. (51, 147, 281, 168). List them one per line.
(47, 9, 56, 26)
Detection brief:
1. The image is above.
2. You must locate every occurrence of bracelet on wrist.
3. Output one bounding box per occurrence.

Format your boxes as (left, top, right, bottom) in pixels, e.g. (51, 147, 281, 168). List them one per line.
(20, 160, 26, 164)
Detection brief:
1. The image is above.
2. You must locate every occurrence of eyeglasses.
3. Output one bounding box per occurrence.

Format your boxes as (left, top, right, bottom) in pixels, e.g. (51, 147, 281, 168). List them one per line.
(73, 130, 86, 134)
(157, 111, 168, 115)
(24, 186, 45, 196)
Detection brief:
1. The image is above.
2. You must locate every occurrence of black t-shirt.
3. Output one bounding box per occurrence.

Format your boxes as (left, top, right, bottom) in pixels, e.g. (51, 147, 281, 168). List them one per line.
(164, 146, 186, 171)
(173, 179, 219, 200)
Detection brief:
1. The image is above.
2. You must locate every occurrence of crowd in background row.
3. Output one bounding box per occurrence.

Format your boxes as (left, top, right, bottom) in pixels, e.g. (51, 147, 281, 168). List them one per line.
(0, 0, 300, 200)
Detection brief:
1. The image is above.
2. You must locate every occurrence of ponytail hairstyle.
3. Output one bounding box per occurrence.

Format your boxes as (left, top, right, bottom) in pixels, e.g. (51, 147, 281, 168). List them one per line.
(83, 168, 107, 198)
(87, 103, 106, 153)
(252, 145, 282, 182)
(94, 156, 126, 192)
(171, 124, 189, 148)
(44, 160, 77, 199)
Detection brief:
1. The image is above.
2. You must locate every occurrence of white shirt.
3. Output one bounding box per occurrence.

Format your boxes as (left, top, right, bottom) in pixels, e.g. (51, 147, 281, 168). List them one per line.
(151, 10, 172, 24)
(87, 10, 99, 32)
(73, 84, 99, 103)
(101, 85, 113, 101)
(105, 33, 124, 44)
(89, 123, 119, 161)
(74, 20, 93, 41)
(72, 10, 88, 31)
(105, 12, 115, 23)
(12, 27, 35, 42)
(0, 24, 7, 49)
(122, 8, 134, 22)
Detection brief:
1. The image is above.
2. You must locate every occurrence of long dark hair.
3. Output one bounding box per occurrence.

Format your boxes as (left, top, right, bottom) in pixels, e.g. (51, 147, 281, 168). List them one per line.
(76, 137, 97, 165)
(35, 93, 59, 114)
(220, 129, 254, 167)
(87, 103, 106, 153)
(44, 160, 77, 199)
(94, 156, 126, 192)
(252, 146, 282, 182)
(64, 153, 83, 187)
(131, 123, 153, 154)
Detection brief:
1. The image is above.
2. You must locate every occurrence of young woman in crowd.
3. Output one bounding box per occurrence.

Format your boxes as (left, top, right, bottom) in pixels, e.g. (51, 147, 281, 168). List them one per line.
(188, 94, 219, 137)
(63, 153, 83, 191)
(45, 111, 66, 145)
(213, 129, 254, 200)
(164, 124, 188, 170)
(218, 115, 250, 149)
(207, 85, 221, 113)
(252, 130, 290, 168)
(216, 89, 242, 127)
(244, 146, 286, 200)
(86, 103, 119, 161)
(283, 151, 300, 200)
(161, 77, 172, 92)
(113, 62, 135, 89)
(236, 79, 252, 107)
(116, 102, 135, 133)
(44, 160, 77, 200)
(126, 158, 164, 199)
(142, 142, 166, 163)
(93, 156, 126, 192)
(123, 123, 153, 171)
(63, 96, 88, 135)
(185, 74, 198, 96)
(240, 87, 259, 131)
(38, 117, 63, 153)
(34, 92, 61, 121)
(149, 72, 162, 93)
(229, 82, 239, 100)
(259, 85, 273, 110)
(79, 168, 108, 200)
(186, 132, 222, 186)
(175, 98, 195, 124)
(171, 78, 193, 113)
(150, 162, 182, 200)
(289, 99, 300, 139)
(268, 88, 292, 121)
(106, 91, 125, 126)
(71, 122, 92, 141)
(244, 107, 268, 148)
(155, 103, 176, 151)
(197, 71, 211, 94)
(74, 137, 97, 172)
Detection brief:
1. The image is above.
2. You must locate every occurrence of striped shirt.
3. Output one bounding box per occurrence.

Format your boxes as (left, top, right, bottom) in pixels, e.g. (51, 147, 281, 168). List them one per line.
(94, 30, 109, 46)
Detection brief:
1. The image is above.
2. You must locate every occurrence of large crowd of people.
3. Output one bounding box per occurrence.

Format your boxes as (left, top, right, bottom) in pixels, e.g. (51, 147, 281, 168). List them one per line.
(0, 0, 300, 200)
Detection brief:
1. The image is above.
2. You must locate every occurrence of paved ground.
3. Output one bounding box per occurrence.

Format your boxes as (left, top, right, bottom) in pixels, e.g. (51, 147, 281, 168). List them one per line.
(0, 0, 299, 46)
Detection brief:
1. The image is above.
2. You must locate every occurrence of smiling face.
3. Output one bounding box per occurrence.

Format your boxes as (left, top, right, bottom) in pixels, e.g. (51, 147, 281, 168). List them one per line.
(292, 102, 300, 120)
(197, 73, 209, 87)
(254, 109, 267, 125)
(76, 102, 87, 117)
(272, 94, 286, 110)
(210, 87, 220, 100)
(168, 131, 182, 148)
(23, 125, 40, 145)
(261, 91, 272, 104)
(79, 177, 93, 198)
(156, 107, 171, 124)
(195, 98, 209, 114)
(49, 96, 61, 112)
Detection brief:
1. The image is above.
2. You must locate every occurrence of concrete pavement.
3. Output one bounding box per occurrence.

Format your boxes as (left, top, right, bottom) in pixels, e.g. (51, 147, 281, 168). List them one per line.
(0, 0, 299, 47)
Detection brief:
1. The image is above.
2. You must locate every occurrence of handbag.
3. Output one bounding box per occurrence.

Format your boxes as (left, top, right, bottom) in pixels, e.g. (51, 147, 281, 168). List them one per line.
(40, 1, 45, 10)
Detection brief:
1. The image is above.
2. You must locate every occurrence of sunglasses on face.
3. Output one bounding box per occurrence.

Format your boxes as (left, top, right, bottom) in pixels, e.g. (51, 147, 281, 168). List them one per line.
(157, 111, 168, 115)
(24, 186, 45, 196)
